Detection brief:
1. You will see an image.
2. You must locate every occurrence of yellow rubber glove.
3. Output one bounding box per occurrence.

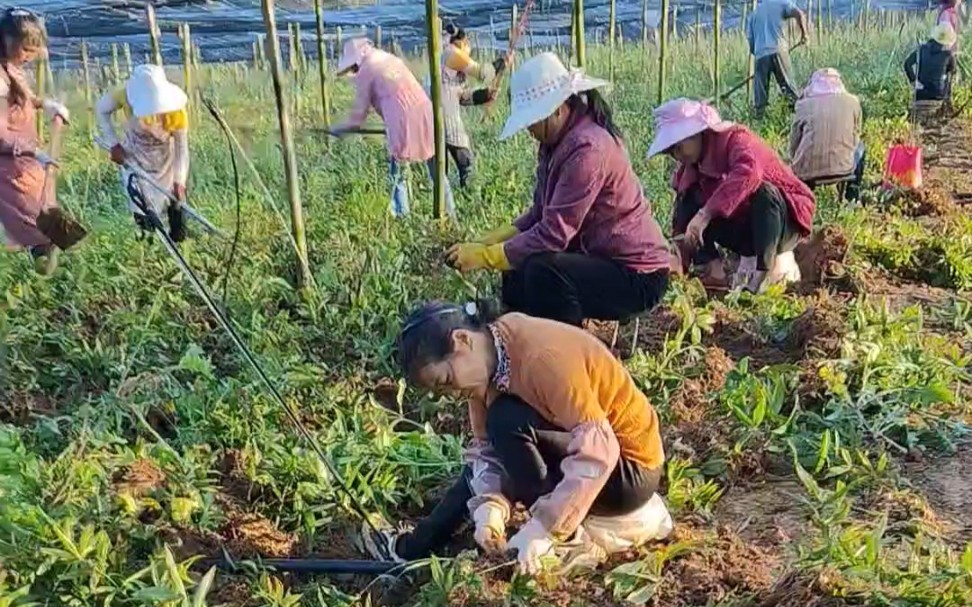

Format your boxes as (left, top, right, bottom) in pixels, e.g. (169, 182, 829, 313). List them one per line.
(449, 242, 511, 272)
(475, 225, 519, 246)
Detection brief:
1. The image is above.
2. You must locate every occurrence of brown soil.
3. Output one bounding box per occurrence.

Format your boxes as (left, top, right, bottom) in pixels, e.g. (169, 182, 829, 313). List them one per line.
(0, 390, 55, 425)
(756, 569, 852, 607)
(217, 449, 262, 503)
(704, 307, 799, 369)
(113, 459, 166, 497)
(219, 499, 298, 558)
(652, 524, 785, 607)
(794, 226, 850, 290)
(304, 515, 363, 559)
(629, 306, 684, 355)
(209, 580, 253, 607)
(713, 479, 809, 549)
(701, 346, 734, 392)
(665, 348, 736, 460)
(887, 186, 957, 217)
(372, 377, 401, 412)
(783, 291, 847, 360)
(902, 443, 972, 545)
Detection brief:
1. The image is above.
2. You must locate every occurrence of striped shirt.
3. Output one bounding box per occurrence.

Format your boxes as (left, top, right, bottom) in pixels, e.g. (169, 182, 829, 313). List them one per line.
(789, 92, 862, 181)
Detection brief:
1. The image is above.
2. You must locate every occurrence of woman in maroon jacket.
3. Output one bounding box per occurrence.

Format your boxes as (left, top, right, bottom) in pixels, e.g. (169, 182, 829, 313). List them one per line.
(446, 53, 673, 327)
(648, 98, 815, 293)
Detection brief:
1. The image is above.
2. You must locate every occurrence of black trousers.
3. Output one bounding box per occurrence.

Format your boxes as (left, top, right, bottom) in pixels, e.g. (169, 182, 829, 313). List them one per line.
(447, 144, 474, 189)
(803, 147, 867, 202)
(500, 253, 669, 327)
(395, 395, 662, 560)
(754, 52, 799, 111)
(673, 183, 801, 272)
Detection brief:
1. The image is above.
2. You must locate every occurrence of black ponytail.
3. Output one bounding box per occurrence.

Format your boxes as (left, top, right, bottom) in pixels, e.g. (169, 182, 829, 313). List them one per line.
(395, 299, 498, 383)
(445, 23, 467, 45)
(568, 88, 623, 142)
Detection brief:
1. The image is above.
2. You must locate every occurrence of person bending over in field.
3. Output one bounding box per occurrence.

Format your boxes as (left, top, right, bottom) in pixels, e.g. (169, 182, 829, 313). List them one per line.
(789, 68, 865, 201)
(649, 98, 815, 293)
(332, 38, 455, 218)
(96, 65, 190, 243)
(0, 8, 72, 274)
(905, 25, 958, 105)
(446, 53, 672, 327)
(746, 0, 807, 115)
(430, 24, 507, 189)
(362, 301, 673, 574)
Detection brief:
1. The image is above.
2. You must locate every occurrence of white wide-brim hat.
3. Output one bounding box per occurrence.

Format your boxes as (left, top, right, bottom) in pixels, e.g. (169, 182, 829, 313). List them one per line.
(646, 97, 733, 158)
(500, 52, 609, 141)
(126, 64, 188, 118)
(338, 38, 374, 75)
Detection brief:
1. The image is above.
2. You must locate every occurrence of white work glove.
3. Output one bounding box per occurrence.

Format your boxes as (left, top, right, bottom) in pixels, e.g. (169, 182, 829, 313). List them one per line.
(507, 517, 554, 576)
(42, 99, 70, 124)
(472, 502, 507, 554)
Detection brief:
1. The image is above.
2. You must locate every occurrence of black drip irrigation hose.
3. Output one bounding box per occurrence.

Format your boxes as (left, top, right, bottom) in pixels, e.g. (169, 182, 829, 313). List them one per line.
(123, 180, 394, 562)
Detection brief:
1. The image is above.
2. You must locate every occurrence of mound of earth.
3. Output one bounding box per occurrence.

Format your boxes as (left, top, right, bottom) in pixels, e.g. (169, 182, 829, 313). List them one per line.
(113, 459, 166, 497)
(794, 226, 850, 290)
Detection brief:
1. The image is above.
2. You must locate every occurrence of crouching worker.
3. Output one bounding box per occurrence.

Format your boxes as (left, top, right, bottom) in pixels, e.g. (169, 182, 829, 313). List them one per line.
(363, 302, 673, 574)
(904, 24, 957, 108)
(446, 53, 672, 326)
(790, 69, 865, 201)
(333, 38, 455, 217)
(96, 65, 190, 242)
(649, 98, 815, 293)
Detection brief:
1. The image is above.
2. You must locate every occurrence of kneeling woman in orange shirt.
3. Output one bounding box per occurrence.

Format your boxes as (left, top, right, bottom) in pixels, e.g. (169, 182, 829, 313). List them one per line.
(363, 302, 672, 574)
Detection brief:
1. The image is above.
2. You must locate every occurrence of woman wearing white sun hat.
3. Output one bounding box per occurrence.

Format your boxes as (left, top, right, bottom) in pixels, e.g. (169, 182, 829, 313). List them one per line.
(96, 64, 190, 242)
(446, 52, 672, 327)
(648, 98, 815, 293)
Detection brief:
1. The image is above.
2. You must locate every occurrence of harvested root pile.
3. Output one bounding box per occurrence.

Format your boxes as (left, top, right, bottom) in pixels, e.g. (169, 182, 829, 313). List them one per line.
(879, 186, 956, 217)
(162, 496, 298, 560)
(113, 459, 166, 498)
(794, 226, 850, 290)
(784, 292, 846, 359)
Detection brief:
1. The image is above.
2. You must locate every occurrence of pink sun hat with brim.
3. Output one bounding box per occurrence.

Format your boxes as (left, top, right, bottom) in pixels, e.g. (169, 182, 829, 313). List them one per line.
(647, 98, 734, 158)
(337, 38, 375, 75)
(500, 52, 610, 141)
(803, 68, 847, 98)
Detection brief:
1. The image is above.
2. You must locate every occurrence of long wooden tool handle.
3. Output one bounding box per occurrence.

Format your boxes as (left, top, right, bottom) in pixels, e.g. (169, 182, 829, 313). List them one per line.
(40, 116, 65, 208)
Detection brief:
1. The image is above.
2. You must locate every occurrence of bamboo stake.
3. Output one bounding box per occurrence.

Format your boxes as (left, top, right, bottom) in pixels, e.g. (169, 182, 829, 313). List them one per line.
(289, 23, 299, 73)
(658, 0, 669, 104)
(376, 25, 382, 50)
(295, 22, 305, 73)
(827, 0, 833, 29)
(146, 3, 163, 65)
(111, 43, 121, 85)
(713, 0, 722, 104)
(336, 26, 343, 55)
(80, 40, 93, 141)
(695, 8, 701, 49)
(815, 0, 822, 37)
(180, 23, 193, 110)
(510, 3, 518, 72)
(609, 0, 616, 78)
(426, 2, 447, 219)
(642, 0, 649, 46)
(574, 0, 586, 68)
(314, 0, 332, 127)
(123, 44, 133, 77)
(261, 0, 312, 291)
(671, 4, 678, 39)
(747, 0, 756, 101)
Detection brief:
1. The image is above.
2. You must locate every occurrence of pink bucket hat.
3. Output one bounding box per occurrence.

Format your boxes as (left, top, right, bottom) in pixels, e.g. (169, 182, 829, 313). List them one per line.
(337, 38, 374, 75)
(647, 98, 733, 158)
(803, 68, 846, 98)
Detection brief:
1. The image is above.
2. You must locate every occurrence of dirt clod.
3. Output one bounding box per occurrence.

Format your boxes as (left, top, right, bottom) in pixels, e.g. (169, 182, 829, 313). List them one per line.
(794, 226, 850, 289)
(113, 459, 166, 497)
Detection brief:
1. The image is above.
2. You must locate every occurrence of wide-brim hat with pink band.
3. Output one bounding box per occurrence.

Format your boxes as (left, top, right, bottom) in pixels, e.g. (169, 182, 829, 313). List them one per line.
(500, 52, 609, 141)
(646, 98, 733, 158)
(337, 38, 375, 75)
(803, 68, 847, 98)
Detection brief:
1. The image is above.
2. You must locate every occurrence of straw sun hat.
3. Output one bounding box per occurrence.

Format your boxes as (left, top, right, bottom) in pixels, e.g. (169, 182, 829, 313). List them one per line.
(126, 64, 188, 118)
(931, 23, 957, 47)
(646, 98, 733, 158)
(500, 52, 609, 140)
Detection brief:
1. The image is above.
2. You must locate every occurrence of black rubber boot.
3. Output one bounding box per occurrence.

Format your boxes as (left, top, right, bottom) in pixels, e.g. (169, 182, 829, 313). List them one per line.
(168, 205, 187, 243)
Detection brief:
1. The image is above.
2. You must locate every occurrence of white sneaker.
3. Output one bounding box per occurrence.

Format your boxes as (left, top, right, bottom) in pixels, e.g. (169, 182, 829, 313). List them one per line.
(359, 516, 410, 563)
(731, 256, 758, 290)
(762, 251, 802, 292)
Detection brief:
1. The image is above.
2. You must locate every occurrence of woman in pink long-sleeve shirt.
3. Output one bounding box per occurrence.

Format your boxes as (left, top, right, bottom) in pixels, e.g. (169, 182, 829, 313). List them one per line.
(648, 98, 815, 293)
(332, 38, 454, 217)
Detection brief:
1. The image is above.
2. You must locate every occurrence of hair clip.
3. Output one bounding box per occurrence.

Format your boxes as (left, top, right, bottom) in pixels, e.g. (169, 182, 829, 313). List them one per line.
(463, 301, 478, 317)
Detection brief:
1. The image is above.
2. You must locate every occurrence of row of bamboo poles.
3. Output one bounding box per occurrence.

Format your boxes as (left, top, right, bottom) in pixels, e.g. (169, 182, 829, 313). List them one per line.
(57, 0, 912, 291)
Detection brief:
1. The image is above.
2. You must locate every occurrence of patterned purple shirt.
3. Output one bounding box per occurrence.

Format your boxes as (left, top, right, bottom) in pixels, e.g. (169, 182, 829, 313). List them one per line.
(503, 111, 672, 274)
